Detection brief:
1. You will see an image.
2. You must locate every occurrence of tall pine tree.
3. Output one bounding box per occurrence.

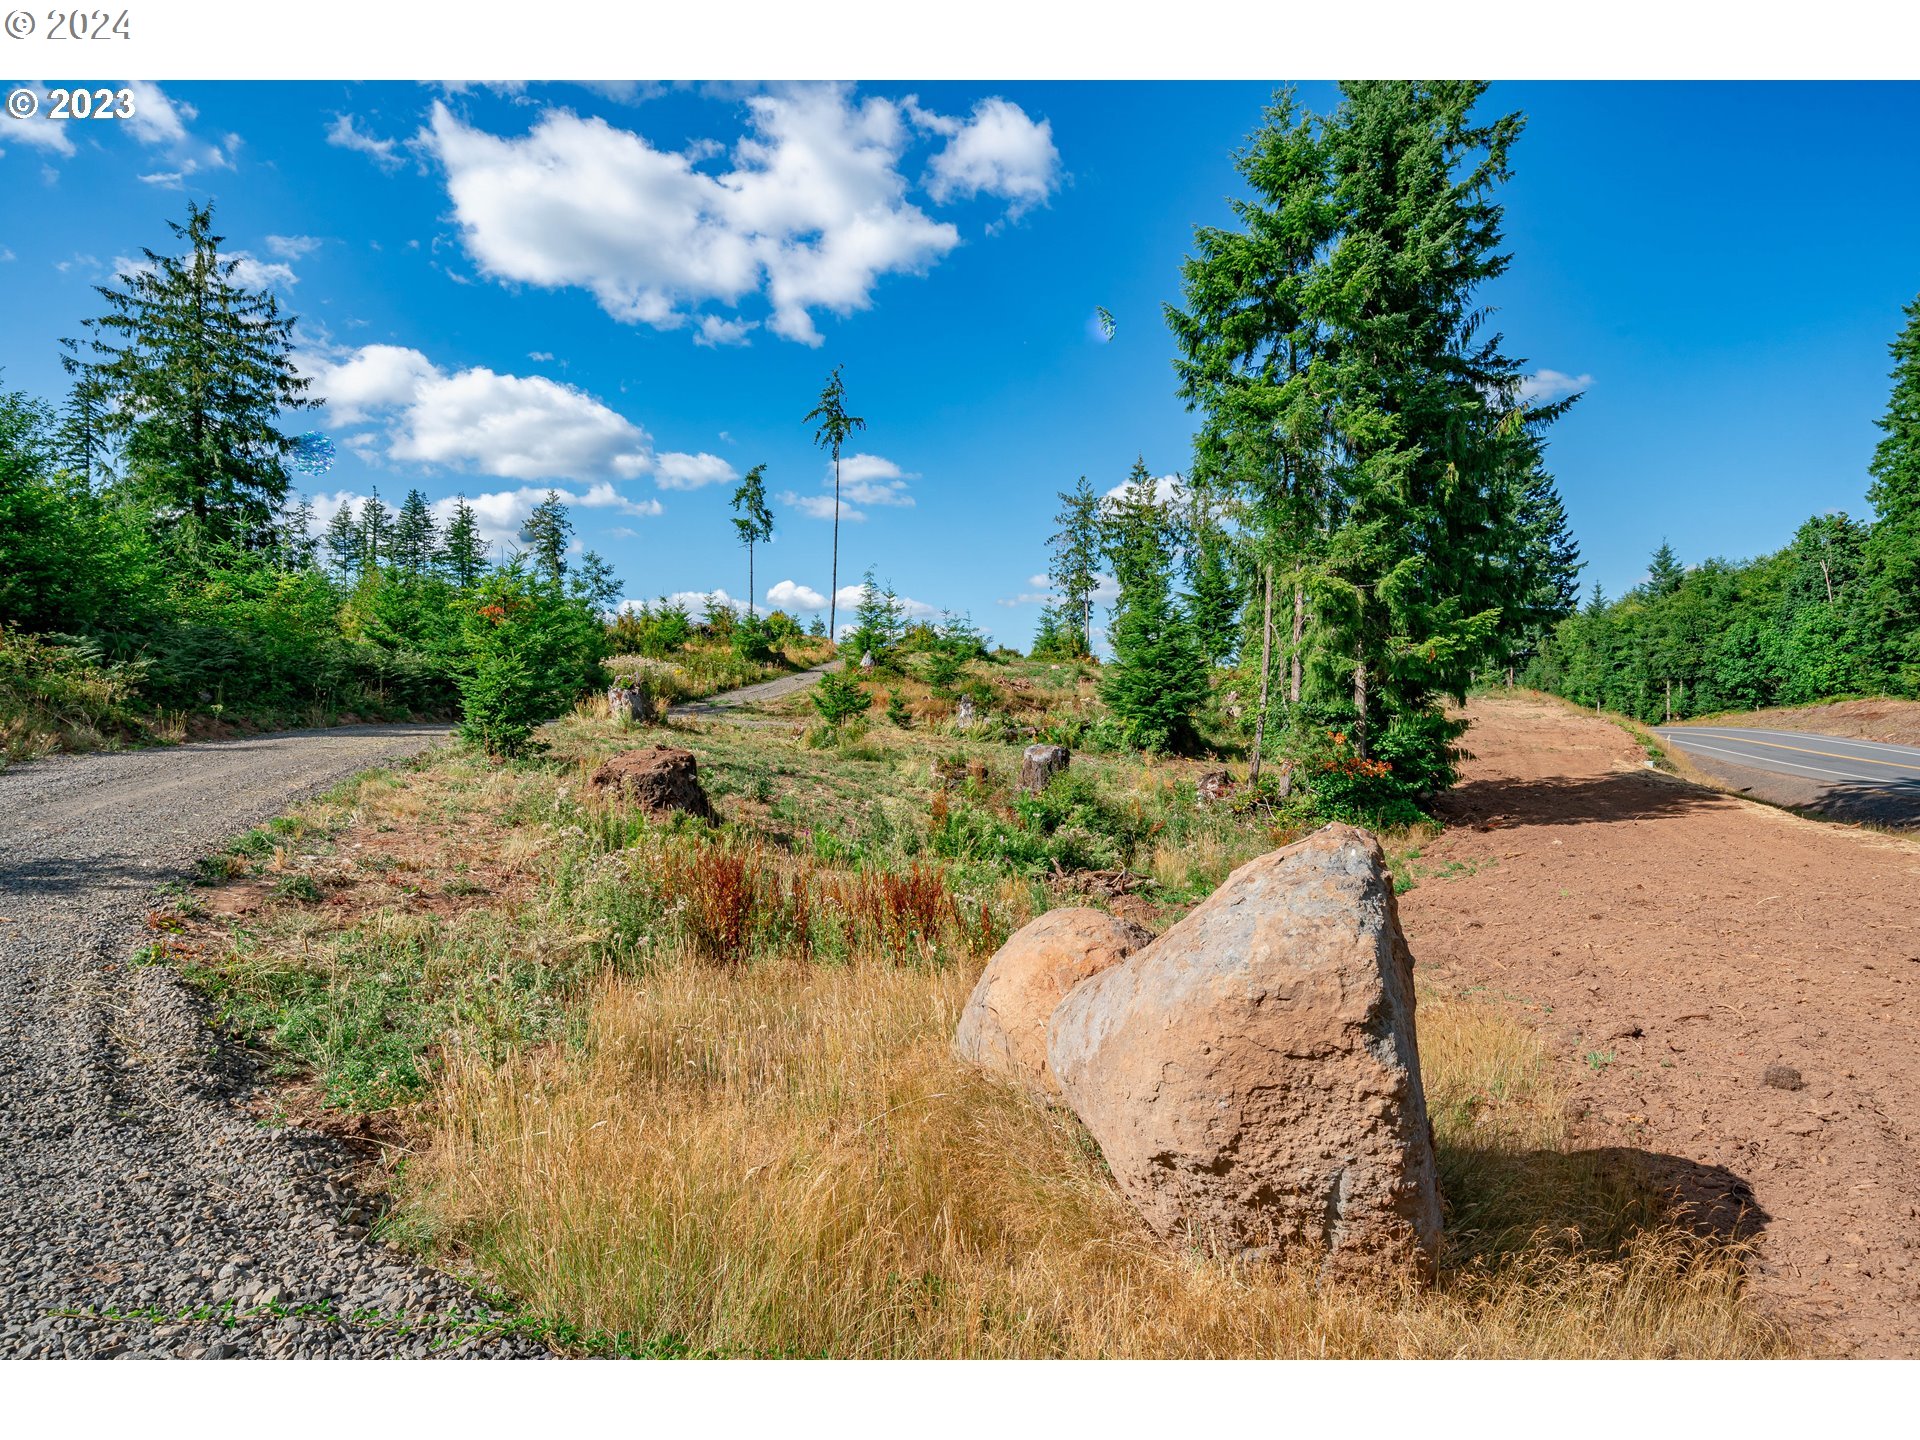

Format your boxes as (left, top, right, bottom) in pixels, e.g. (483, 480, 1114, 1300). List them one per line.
(1047, 477, 1104, 656)
(76, 201, 312, 553)
(391, 488, 439, 575)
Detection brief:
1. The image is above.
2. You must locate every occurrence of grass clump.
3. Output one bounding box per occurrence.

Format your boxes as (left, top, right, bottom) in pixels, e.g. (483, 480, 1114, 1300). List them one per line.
(397, 958, 1790, 1359)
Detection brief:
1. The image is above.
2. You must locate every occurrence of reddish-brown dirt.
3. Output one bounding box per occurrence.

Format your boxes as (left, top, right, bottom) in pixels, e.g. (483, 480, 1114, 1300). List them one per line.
(1399, 693, 1920, 1358)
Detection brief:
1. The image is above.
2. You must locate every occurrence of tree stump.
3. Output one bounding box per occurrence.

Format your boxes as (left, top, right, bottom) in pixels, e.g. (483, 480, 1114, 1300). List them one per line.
(1020, 743, 1070, 794)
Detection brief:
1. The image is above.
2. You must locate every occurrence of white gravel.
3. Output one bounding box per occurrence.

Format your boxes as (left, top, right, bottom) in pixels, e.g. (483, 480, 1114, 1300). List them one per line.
(0, 727, 545, 1358)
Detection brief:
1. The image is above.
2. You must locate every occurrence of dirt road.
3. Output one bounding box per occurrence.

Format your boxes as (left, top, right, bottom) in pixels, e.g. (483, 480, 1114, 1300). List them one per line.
(671, 659, 840, 719)
(1399, 694, 1920, 1356)
(0, 726, 539, 1357)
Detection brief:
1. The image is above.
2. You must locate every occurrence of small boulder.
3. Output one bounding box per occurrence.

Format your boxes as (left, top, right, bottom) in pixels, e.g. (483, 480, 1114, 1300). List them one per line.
(1020, 743, 1070, 795)
(1048, 823, 1443, 1279)
(588, 746, 715, 821)
(954, 908, 1154, 1101)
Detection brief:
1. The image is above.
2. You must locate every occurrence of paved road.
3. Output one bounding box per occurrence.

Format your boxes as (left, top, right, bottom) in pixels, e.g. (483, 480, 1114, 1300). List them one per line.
(0, 726, 540, 1357)
(1653, 724, 1920, 826)
(1653, 725, 1920, 787)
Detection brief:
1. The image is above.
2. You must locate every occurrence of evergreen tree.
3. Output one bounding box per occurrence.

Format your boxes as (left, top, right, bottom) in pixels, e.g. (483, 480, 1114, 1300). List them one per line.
(1184, 518, 1241, 666)
(322, 503, 361, 578)
(54, 337, 112, 488)
(1310, 81, 1543, 774)
(571, 550, 622, 615)
(520, 490, 572, 588)
(1029, 603, 1068, 660)
(844, 565, 905, 664)
(76, 201, 312, 552)
(1863, 293, 1920, 687)
(1645, 541, 1685, 598)
(1167, 87, 1341, 775)
(274, 497, 319, 572)
(357, 491, 393, 573)
(438, 495, 488, 587)
(1868, 293, 1920, 525)
(1100, 461, 1208, 751)
(1046, 477, 1103, 656)
(391, 488, 439, 575)
(730, 463, 775, 617)
(803, 366, 865, 642)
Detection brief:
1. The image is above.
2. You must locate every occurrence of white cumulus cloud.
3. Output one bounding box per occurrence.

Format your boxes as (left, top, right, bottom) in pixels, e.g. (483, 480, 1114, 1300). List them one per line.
(765, 579, 827, 611)
(912, 96, 1061, 217)
(653, 451, 738, 490)
(2, 85, 76, 155)
(299, 343, 656, 485)
(419, 85, 963, 346)
(781, 452, 916, 522)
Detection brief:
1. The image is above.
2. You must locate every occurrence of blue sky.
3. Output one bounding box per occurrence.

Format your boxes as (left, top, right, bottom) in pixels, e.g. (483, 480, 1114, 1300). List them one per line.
(3, 80, 1917, 641)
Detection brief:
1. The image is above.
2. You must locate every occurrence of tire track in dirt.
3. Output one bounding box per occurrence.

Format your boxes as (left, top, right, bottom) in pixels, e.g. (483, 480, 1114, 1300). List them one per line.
(1397, 694, 1920, 1356)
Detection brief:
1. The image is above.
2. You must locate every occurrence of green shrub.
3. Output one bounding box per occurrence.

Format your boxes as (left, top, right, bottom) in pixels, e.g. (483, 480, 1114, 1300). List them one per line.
(810, 669, 873, 726)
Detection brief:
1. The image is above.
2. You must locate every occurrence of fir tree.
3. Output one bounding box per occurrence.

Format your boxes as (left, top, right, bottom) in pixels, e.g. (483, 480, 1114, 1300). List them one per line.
(520, 490, 572, 588)
(322, 503, 361, 578)
(1863, 293, 1920, 685)
(1047, 477, 1103, 656)
(1645, 541, 1685, 598)
(1868, 292, 1920, 526)
(76, 201, 312, 552)
(391, 488, 439, 575)
(1184, 518, 1241, 666)
(571, 550, 622, 614)
(275, 497, 318, 572)
(54, 337, 112, 488)
(438, 496, 487, 587)
(357, 491, 393, 573)
(1100, 461, 1208, 752)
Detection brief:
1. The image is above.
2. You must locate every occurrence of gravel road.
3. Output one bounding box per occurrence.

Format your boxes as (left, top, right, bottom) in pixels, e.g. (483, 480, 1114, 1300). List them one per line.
(0, 726, 544, 1358)
(671, 659, 840, 720)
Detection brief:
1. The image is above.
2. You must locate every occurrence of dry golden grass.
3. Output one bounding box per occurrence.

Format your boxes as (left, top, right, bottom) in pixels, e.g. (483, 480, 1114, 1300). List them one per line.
(401, 949, 1793, 1358)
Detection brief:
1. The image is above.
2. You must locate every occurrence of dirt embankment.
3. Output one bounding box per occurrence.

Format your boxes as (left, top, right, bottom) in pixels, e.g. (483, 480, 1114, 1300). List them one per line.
(1400, 694, 1920, 1358)
(1677, 697, 1920, 748)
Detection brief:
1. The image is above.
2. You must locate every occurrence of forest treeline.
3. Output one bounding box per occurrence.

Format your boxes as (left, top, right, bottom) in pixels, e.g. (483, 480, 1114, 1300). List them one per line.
(1525, 295, 1920, 722)
(0, 203, 615, 760)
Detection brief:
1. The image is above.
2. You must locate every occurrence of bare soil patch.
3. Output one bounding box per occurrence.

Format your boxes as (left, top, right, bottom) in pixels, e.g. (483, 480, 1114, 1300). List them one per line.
(1399, 694, 1920, 1356)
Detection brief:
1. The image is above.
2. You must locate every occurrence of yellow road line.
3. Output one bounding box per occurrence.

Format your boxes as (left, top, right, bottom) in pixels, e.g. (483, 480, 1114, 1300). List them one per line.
(1673, 733, 1918, 771)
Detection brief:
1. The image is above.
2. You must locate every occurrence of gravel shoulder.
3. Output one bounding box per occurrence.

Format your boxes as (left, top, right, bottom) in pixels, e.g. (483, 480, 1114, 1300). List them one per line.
(1399, 694, 1920, 1356)
(0, 725, 544, 1358)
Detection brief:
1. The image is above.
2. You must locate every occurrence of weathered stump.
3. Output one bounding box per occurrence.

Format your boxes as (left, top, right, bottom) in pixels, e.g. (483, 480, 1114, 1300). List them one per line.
(1020, 743, 1070, 794)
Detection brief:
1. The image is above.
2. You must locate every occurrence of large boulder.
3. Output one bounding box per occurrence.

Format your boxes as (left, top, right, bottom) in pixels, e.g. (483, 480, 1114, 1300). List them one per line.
(1047, 824, 1442, 1278)
(954, 908, 1154, 1101)
(587, 745, 715, 821)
